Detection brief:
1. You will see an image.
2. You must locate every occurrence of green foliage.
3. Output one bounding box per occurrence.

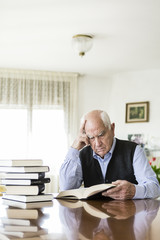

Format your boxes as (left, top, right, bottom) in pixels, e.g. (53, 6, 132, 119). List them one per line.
(151, 165, 160, 184)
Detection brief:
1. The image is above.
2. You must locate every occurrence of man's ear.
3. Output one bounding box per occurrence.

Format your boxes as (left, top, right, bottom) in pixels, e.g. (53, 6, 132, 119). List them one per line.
(111, 123, 115, 135)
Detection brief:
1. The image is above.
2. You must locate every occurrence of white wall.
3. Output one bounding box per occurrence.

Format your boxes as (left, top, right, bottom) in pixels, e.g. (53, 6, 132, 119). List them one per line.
(78, 70, 160, 148)
(78, 75, 112, 119)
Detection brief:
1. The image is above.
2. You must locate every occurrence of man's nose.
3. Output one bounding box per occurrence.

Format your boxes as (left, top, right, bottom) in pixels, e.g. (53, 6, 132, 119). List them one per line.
(95, 137, 101, 146)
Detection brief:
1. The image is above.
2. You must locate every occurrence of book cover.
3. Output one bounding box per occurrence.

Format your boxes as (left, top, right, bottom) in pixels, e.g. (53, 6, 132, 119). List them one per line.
(55, 183, 115, 200)
(0, 178, 50, 186)
(0, 159, 43, 167)
(0, 166, 49, 173)
(2, 199, 53, 209)
(1, 172, 45, 180)
(3, 193, 53, 203)
(4, 184, 45, 195)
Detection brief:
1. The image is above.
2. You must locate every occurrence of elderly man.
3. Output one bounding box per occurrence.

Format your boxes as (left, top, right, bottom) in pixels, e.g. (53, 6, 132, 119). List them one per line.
(59, 110, 160, 199)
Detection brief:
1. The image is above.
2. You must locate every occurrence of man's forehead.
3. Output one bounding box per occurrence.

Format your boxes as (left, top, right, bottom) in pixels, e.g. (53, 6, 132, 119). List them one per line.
(85, 117, 104, 128)
(85, 127, 106, 136)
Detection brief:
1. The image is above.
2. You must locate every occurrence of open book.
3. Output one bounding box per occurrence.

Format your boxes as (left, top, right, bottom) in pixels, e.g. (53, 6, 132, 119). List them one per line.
(55, 183, 115, 200)
(58, 199, 111, 219)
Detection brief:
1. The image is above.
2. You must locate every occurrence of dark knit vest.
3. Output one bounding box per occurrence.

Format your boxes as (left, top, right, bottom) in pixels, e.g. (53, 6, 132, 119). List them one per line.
(79, 138, 138, 187)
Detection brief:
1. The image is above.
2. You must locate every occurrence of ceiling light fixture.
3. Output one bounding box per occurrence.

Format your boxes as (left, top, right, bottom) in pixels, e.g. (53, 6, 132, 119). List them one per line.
(72, 34, 93, 57)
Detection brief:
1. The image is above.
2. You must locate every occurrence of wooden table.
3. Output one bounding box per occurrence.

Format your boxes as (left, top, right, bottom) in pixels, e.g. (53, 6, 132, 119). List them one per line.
(0, 198, 160, 240)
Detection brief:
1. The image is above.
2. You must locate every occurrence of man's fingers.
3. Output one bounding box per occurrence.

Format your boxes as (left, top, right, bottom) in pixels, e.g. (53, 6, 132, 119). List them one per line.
(105, 185, 121, 195)
(102, 181, 136, 200)
(80, 135, 89, 146)
(80, 120, 86, 134)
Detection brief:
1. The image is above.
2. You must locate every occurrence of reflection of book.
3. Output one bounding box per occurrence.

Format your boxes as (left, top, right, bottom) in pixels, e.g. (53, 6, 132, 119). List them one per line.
(0, 166, 49, 173)
(5, 209, 39, 219)
(1, 225, 38, 232)
(4, 184, 45, 195)
(79, 232, 90, 240)
(57, 199, 83, 208)
(0, 218, 31, 226)
(3, 199, 53, 209)
(0, 234, 41, 240)
(1, 172, 45, 179)
(56, 183, 115, 200)
(0, 159, 43, 167)
(0, 178, 50, 186)
(0, 228, 48, 238)
(58, 199, 110, 219)
(3, 193, 53, 202)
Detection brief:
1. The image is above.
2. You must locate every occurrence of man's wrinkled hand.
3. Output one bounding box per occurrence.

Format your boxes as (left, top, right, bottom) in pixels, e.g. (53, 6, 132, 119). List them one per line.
(102, 180, 136, 200)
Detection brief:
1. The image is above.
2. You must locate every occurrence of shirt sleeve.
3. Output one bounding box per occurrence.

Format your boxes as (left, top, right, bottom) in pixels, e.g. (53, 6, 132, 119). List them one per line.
(59, 147, 83, 191)
(133, 145, 160, 199)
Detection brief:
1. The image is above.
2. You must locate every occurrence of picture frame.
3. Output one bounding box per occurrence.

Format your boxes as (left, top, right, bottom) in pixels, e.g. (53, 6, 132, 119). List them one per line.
(125, 101, 149, 123)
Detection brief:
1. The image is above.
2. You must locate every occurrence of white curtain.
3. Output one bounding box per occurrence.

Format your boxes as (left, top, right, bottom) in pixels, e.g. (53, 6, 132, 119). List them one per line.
(0, 68, 79, 192)
(0, 68, 78, 145)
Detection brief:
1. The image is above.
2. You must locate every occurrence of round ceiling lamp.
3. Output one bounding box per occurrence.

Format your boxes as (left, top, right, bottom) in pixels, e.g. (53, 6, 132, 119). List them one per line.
(72, 34, 93, 57)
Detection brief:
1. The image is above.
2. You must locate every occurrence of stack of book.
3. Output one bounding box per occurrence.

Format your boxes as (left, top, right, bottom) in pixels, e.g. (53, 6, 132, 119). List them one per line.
(0, 207, 49, 239)
(0, 159, 53, 208)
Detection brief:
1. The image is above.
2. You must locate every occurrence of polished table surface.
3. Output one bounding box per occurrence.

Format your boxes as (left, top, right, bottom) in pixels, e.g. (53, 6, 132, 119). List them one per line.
(0, 197, 160, 240)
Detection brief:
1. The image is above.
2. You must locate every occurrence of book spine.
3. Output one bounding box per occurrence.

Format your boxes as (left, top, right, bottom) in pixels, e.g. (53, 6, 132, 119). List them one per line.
(2, 172, 45, 179)
(30, 178, 50, 185)
(37, 172, 45, 179)
(38, 184, 45, 194)
(0, 178, 50, 186)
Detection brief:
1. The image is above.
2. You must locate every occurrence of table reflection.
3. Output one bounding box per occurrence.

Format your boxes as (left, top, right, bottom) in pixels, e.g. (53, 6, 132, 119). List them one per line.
(58, 199, 160, 240)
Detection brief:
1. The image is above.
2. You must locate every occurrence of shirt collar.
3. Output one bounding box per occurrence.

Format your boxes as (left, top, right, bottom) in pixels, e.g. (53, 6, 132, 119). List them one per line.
(93, 137, 116, 159)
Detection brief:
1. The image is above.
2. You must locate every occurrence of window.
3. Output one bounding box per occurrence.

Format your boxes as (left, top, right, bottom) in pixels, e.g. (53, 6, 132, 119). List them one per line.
(0, 70, 78, 192)
(0, 107, 67, 176)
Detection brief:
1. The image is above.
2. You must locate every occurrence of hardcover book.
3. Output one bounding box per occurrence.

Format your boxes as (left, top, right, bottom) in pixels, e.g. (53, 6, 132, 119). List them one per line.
(3, 193, 53, 203)
(4, 184, 45, 195)
(0, 159, 43, 167)
(2, 199, 53, 209)
(1, 172, 45, 180)
(0, 166, 49, 173)
(0, 178, 50, 186)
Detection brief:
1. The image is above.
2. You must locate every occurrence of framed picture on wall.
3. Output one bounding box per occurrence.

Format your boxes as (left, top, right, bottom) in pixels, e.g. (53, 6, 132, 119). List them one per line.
(125, 101, 149, 123)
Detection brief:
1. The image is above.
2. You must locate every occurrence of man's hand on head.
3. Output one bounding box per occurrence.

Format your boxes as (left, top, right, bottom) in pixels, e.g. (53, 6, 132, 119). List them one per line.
(71, 120, 90, 150)
(102, 180, 136, 200)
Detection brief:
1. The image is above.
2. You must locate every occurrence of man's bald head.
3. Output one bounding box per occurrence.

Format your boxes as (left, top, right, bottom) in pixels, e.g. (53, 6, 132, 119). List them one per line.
(81, 110, 111, 130)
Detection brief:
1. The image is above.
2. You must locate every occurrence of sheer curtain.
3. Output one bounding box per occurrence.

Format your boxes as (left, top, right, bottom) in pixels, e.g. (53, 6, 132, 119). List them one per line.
(0, 68, 78, 192)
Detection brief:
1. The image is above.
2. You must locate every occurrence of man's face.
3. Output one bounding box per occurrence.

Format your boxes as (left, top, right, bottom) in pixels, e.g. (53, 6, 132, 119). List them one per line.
(85, 119, 115, 158)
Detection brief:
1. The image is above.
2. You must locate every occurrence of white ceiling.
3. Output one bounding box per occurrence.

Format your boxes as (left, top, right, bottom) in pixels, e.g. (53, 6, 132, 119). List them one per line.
(0, 0, 160, 77)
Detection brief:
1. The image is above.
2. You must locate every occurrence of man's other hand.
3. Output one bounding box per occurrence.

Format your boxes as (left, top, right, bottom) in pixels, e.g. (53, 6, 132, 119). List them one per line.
(102, 180, 136, 200)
